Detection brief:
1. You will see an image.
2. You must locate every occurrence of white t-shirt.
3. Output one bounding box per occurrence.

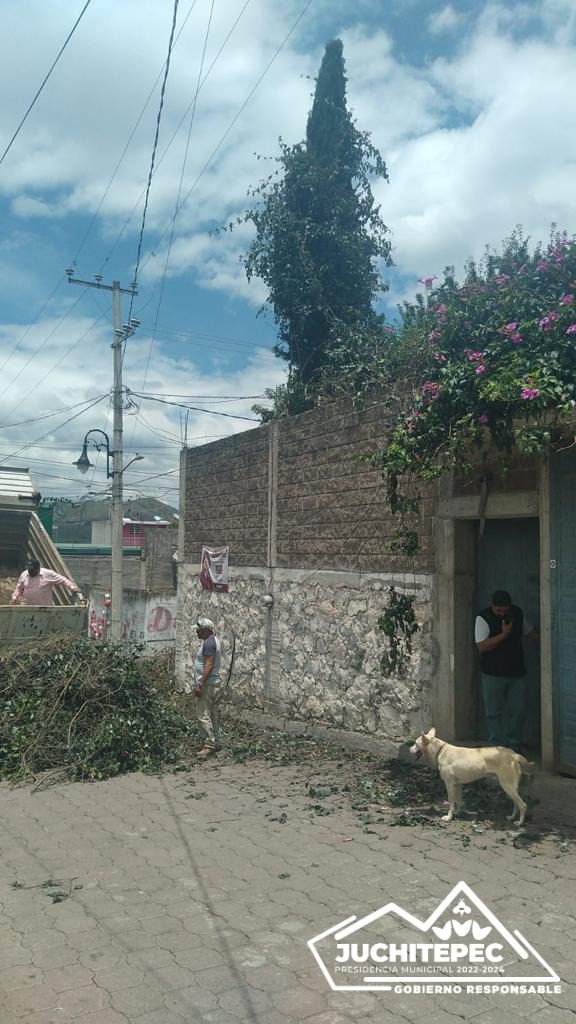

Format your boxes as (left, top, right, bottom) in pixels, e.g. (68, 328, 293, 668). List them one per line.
(474, 614, 534, 644)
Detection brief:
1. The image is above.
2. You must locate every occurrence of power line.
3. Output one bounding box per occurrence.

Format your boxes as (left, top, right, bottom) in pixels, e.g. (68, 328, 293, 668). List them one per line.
(136, 391, 266, 399)
(0, 393, 108, 431)
(0, 0, 94, 170)
(0, 288, 89, 405)
(130, 391, 259, 421)
(0, 450, 182, 474)
(135, 0, 315, 288)
(138, 320, 270, 348)
(0, 393, 108, 467)
(0, 310, 106, 424)
(129, 0, 181, 315)
(132, 409, 185, 445)
(98, 0, 253, 276)
(72, 0, 200, 267)
(122, 467, 179, 486)
(129, 0, 217, 452)
(0, 277, 66, 376)
(0, 442, 189, 451)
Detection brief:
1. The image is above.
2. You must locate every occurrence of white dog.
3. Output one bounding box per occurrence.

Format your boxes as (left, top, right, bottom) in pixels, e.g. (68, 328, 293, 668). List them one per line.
(409, 728, 534, 826)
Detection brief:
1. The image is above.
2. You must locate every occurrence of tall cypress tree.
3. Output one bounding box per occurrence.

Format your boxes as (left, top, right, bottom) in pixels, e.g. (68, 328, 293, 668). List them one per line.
(243, 39, 391, 403)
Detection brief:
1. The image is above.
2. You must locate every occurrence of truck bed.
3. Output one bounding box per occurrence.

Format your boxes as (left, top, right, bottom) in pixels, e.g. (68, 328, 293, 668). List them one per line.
(0, 604, 86, 644)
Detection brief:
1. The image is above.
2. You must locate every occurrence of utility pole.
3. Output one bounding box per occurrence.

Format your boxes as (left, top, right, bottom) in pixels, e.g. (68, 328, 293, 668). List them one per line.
(66, 269, 138, 641)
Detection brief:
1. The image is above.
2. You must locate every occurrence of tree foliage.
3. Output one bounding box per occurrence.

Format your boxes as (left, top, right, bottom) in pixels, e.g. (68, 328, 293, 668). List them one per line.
(370, 228, 576, 551)
(243, 38, 392, 414)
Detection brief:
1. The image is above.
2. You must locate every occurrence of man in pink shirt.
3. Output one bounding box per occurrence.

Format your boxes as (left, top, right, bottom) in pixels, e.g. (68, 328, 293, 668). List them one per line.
(11, 559, 82, 606)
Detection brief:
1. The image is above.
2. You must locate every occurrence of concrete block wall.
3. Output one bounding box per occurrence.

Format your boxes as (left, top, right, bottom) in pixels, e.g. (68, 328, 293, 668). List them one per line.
(62, 553, 144, 593)
(183, 399, 433, 575)
(183, 426, 270, 566)
(177, 397, 436, 740)
(276, 400, 433, 573)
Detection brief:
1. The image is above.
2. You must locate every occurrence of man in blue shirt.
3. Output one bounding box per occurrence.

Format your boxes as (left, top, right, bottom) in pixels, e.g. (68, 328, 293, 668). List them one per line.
(193, 617, 222, 758)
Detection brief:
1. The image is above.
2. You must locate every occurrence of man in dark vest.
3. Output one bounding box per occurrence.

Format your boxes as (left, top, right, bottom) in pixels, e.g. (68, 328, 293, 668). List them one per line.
(475, 589, 539, 753)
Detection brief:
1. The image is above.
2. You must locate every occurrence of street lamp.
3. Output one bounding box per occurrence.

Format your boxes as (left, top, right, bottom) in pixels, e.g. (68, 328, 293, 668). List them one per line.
(73, 429, 113, 478)
(73, 430, 144, 480)
(74, 424, 144, 642)
(66, 267, 140, 644)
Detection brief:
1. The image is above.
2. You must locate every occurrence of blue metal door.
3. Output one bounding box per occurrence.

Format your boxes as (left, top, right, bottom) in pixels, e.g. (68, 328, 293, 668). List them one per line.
(477, 518, 541, 749)
(550, 451, 576, 774)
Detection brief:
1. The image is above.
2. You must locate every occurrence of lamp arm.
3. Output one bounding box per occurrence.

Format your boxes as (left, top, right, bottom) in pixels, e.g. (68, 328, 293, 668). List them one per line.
(119, 455, 144, 475)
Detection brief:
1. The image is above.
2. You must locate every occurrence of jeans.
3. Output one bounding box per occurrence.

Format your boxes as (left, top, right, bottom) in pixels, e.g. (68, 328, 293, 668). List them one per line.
(195, 686, 221, 749)
(481, 674, 525, 751)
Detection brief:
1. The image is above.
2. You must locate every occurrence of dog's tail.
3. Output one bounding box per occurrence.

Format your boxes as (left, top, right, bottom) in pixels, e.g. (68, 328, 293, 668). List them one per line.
(513, 753, 536, 775)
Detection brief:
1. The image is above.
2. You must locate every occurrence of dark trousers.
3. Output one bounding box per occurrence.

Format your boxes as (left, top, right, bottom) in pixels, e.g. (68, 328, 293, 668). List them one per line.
(481, 674, 525, 751)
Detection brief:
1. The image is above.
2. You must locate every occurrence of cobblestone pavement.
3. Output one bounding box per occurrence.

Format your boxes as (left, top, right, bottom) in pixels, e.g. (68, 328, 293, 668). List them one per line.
(1, 754, 576, 1024)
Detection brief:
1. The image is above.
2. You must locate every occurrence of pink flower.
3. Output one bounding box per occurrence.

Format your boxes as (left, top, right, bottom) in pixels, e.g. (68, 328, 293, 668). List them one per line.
(560, 294, 574, 306)
(428, 329, 441, 342)
(521, 387, 541, 400)
(382, 326, 395, 334)
(536, 260, 548, 272)
(421, 382, 440, 400)
(502, 322, 518, 333)
(436, 304, 448, 321)
(510, 333, 523, 344)
(478, 414, 489, 425)
(495, 275, 510, 285)
(565, 324, 576, 335)
(433, 351, 447, 363)
(418, 275, 437, 288)
(475, 364, 487, 375)
(464, 349, 484, 363)
(539, 314, 559, 331)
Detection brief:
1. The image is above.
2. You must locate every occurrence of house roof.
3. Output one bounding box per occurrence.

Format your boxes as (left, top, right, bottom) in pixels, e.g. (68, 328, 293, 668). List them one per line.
(0, 466, 38, 506)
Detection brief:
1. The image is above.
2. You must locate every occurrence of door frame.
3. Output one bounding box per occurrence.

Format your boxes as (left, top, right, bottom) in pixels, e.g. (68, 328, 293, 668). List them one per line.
(432, 469, 553, 768)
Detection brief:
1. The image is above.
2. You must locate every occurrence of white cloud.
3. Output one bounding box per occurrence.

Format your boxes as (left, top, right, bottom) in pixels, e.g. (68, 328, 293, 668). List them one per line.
(0, 310, 285, 500)
(428, 5, 464, 35)
(375, 19, 576, 288)
(11, 196, 59, 218)
(0, 0, 574, 410)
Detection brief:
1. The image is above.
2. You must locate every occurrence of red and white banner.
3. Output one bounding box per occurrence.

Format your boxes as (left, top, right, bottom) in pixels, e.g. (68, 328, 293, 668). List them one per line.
(200, 546, 229, 593)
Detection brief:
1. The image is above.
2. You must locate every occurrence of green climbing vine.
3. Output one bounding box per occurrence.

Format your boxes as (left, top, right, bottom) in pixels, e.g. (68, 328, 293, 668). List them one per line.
(377, 586, 419, 675)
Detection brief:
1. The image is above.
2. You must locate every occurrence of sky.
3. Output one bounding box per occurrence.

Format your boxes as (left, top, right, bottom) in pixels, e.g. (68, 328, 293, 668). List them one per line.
(0, 0, 575, 504)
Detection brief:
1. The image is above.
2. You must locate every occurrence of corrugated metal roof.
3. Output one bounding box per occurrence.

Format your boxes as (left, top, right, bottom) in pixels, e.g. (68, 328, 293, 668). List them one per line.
(0, 466, 37, 503)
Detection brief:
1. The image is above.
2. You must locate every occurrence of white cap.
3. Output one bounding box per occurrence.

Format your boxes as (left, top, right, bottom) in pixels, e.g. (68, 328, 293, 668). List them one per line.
(196, 617, 215, 631)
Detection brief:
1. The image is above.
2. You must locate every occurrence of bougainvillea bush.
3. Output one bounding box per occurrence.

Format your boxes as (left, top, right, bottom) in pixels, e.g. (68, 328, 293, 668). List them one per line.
(376, 229, 576, 489)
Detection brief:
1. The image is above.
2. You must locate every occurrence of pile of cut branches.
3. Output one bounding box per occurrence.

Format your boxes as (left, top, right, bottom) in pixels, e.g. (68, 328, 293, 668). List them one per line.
(0, 635, 190, 785)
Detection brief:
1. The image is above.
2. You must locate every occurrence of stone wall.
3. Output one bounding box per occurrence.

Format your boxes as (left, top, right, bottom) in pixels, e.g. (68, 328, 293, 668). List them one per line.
(177, 565, 434, 742)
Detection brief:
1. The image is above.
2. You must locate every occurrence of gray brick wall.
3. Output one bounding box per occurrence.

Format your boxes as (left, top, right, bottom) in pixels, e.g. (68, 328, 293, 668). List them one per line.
(183, 399, 434, 574)
(183, 426, 270, 565)
(62, 554, 143, 593)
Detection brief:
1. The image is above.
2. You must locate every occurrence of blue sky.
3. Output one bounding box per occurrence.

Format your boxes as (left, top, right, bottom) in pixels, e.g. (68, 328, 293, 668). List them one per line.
(0, 0, 575, 501)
